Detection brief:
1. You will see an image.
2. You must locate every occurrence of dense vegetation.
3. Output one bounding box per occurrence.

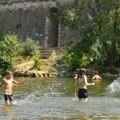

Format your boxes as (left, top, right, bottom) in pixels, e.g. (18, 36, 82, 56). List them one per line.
(55, 0, 120, 74)
(0, 34, 40, 75)
(0, 0, 120, 75)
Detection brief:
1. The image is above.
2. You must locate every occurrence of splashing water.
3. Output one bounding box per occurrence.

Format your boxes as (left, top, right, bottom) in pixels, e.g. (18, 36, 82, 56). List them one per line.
(17, 91, 65, 107)
(1, 77, 120, 120)
(106, 77, 120, 97)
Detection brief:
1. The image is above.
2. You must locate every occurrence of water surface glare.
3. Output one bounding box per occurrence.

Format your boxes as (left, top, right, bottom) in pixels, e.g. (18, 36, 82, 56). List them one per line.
(0, 77, 120, 120)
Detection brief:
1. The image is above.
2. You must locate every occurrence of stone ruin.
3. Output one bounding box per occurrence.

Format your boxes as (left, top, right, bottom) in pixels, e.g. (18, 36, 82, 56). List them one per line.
(0, 0, 79, 49)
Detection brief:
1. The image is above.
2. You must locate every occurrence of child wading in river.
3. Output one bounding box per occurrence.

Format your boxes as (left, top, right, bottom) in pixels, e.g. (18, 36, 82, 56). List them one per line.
(1, 71, 22, 105)
(74, 69, 95, 102)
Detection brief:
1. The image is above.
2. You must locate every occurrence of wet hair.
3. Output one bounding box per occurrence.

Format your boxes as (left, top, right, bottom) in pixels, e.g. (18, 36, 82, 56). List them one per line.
(5, 71, 13, 75)
(79, 69, 86, 77)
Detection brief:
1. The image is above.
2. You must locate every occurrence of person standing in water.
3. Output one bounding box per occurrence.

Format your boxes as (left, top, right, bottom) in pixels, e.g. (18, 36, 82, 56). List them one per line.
(92, 71, 102, 81)
(74, 68, 81, 97)
(74, 68, 81, 80)
(74, 69, 95, 102)
(1, 71, 22, 105)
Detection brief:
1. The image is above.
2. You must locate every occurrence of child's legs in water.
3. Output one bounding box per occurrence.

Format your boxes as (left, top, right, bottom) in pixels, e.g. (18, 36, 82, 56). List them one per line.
(4, 94, 13, 105)
(78, 88, 88, 102)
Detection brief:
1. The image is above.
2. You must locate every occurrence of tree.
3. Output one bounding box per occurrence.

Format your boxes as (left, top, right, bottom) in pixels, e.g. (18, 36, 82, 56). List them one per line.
(56, 0, 120, 70)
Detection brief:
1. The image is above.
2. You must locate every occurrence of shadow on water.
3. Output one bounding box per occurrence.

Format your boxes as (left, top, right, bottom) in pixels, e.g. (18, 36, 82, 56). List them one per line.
(0, 77, 120, 120)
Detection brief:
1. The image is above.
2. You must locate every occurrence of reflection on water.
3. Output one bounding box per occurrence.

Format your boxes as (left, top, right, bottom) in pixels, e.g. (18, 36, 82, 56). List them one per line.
(0, 77, 120, 120)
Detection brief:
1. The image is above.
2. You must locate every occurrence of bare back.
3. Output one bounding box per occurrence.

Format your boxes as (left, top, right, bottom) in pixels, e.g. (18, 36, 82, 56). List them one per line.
(92, 75, 102, 81)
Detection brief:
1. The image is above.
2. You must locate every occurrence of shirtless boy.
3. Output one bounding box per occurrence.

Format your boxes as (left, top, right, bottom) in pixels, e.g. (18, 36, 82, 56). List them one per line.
(1, 71, 22, 105)
(74, 69, 95, 102)
(92, 71, 102, 81)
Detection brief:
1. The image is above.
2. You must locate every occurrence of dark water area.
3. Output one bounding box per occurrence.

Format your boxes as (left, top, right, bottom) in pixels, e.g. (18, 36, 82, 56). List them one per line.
(0, 77, 120, 120)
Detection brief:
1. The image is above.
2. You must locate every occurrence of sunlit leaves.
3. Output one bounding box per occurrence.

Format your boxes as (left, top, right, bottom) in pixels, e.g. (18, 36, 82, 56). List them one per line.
(56, 0, 120, 70)
(0, 35, 19, 74)
(0, 35, 19, 58)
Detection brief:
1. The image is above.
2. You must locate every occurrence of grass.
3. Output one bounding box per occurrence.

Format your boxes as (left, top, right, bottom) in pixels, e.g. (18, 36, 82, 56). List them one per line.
(13, 50, 59, 73)
(35, 50, 58, 72)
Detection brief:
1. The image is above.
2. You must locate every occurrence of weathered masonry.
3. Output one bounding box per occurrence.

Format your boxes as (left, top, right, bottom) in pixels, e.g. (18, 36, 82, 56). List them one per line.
(0, 0, 78, 49)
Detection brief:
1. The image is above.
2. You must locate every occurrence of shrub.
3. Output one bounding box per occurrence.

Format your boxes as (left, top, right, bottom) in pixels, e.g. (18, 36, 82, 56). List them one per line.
(55, 42, 90, 75)
(0, 35, 19, 57)
(0, 56, 12, 75)
(22, 38, 40, 57)
(33, 55, 41, 69)
(0, 35, 19, 75)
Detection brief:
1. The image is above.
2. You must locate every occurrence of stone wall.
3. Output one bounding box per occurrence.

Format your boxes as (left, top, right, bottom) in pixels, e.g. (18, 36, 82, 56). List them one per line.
(0, 0, 78, 49)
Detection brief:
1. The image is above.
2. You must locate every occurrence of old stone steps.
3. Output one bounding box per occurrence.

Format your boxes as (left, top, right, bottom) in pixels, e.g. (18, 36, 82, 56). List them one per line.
(40, 49, 53, 59)
(40, 47, 66, 59)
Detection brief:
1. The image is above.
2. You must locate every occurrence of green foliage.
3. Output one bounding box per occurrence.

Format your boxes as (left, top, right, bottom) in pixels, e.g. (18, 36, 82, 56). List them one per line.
(0, 57, 12, 75)
(0, 35, 19, 75)
(55, 0, 120, 73)
(55, 42, 90, 74)
(0, 35, 19, 57)
(0, 35, 41, 75)
(33, 55, 41, 69)
(22, 38, 40, 57)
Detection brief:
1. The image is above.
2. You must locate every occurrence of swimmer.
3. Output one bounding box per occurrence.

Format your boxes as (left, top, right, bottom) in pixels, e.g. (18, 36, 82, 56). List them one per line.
(92, 71, 102, 81)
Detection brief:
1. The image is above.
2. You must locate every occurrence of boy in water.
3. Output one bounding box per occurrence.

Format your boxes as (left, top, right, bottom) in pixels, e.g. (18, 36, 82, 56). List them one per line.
(74, 69, 95, 102)
(92, 71, 102, 81)
(74, 68, 81, 80)
(1, 71, 22, 105)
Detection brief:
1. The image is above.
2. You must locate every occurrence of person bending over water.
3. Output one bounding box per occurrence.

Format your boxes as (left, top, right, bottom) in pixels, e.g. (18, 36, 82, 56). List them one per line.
(1, 71, 22, 105)
(74, 69, 95, 102)
(92, 71, 102, 81)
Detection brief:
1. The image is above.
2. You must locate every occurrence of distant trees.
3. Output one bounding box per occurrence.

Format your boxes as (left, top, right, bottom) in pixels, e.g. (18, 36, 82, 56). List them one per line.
(55, 0, 120, 73)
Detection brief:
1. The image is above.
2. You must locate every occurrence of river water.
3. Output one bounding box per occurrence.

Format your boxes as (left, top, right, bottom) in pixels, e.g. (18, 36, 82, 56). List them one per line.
(0, 77, 120, 120)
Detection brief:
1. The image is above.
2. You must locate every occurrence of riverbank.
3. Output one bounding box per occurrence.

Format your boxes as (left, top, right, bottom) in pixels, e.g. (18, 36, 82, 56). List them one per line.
(14, 70, 58, 77)
(13, 66, 119, 78)
(12, 49, 58, 77)
(2, 48, 119, 78)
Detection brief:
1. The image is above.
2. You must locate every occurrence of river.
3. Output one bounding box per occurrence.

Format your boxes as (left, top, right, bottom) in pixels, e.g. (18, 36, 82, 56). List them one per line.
(0, 77, 120, 120)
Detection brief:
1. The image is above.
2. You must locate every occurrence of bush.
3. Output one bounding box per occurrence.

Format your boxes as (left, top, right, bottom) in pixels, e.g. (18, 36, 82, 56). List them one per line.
(0, 35, 19, 57)
(0, 56, 12, 75)
(55, 42, 90, 75)
(33, 55, 41, 69)
(0, 35, 19, 75)
(0, 34, 41, 74)
(22, 38, 40, 57)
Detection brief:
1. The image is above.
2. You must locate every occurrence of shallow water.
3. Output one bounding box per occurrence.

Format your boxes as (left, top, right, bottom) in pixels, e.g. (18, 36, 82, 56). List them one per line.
(0, 77, 120, 120)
